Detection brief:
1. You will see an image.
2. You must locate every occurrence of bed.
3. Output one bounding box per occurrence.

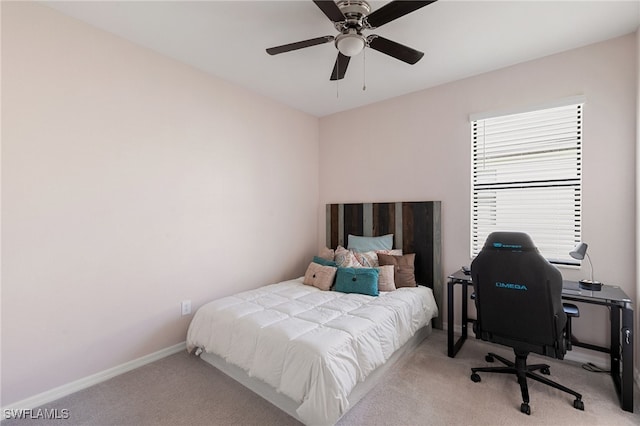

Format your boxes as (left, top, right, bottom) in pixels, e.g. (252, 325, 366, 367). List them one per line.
(187, 201, 443, 425)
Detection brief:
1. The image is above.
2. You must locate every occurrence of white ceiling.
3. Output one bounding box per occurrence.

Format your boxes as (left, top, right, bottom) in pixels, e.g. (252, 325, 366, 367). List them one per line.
(44, 0, 639, 117)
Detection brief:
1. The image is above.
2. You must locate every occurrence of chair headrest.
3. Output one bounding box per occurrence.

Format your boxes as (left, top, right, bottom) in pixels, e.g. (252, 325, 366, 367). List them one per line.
(483, 232, 536, 251)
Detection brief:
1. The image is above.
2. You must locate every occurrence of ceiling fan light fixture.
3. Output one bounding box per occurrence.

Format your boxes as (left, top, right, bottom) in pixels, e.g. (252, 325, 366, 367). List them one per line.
(335, 32, 366, 57)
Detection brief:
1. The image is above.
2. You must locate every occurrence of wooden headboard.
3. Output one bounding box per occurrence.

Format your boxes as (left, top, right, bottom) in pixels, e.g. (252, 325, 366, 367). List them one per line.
(326, 201, 443, 329)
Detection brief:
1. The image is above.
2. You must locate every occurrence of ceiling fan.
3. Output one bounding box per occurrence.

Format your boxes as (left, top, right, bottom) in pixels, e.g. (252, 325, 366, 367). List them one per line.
(266, 0, 437, 81)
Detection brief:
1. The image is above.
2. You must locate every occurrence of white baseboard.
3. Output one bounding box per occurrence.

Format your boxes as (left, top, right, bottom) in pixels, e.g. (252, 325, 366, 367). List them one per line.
(1, 342, 186, 418)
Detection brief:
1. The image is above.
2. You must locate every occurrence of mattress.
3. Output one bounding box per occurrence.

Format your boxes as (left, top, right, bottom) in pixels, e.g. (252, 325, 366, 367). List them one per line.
(186, 277, 438, 425)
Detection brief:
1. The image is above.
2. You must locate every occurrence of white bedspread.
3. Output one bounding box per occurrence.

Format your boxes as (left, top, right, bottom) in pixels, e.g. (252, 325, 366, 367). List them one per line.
(186, 277, 438, 425)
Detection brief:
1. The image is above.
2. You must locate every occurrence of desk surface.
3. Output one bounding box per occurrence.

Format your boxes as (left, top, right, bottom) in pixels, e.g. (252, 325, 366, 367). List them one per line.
(561, 280, 631, 304)
(448, 270, 632, 305)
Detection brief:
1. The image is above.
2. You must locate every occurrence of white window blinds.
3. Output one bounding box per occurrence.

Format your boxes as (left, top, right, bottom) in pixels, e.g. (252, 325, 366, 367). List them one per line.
(471, 100, 583, 265)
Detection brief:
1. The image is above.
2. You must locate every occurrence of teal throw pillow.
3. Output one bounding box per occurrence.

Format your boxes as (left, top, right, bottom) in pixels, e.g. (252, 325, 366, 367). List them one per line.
(313, 256, 337, 267)
(334, 267, 379, 296)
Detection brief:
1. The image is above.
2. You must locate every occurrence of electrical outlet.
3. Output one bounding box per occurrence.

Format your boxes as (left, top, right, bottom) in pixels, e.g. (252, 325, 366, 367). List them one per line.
(181, 300, 191, 316)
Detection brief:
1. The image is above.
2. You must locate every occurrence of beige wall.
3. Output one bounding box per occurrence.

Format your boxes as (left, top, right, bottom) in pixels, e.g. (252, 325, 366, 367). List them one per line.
(319, 34, 637, 358)
(1, 3, 319, 405)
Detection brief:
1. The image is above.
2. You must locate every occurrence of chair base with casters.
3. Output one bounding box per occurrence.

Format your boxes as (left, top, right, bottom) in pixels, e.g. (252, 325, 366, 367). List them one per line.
(470, 350, 584, 415)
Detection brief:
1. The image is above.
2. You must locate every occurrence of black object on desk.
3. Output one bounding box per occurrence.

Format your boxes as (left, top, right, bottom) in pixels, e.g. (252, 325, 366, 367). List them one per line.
(447, 269, 634, 413)
(579, 280, 603, 291)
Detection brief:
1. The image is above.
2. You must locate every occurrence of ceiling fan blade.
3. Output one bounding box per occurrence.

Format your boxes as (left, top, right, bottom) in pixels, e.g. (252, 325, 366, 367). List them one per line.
(366, 1, 437, 28)
(313, 0, 345, 22)
(330, 53, 350, 80)
(266, 36, 334, 55)
(367, 35, 424, 64)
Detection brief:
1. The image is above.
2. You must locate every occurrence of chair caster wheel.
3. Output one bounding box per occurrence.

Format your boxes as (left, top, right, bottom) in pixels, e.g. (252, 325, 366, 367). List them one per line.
(471, 373, 481, 383)
(573, 399, 584, 410)
(485, 355, 494, 362)
(520, 403, 531, 415)
(541, 367, 550, 375)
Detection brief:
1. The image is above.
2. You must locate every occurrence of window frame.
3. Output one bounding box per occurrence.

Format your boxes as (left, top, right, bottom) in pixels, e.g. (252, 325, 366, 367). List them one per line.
(470, 97, 585, 265)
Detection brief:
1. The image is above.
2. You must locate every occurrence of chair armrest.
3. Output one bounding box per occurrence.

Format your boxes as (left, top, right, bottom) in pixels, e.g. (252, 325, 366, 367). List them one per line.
(563, 303, 579, 318)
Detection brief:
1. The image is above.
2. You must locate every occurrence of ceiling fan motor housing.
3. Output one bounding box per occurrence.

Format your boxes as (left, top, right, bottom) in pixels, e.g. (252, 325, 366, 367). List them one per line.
(335, 1, 370, 30)
(337, 0, 371, 20)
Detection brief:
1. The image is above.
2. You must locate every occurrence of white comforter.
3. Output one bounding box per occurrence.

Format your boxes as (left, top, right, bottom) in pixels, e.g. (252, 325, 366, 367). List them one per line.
(186, 277, 438, 425)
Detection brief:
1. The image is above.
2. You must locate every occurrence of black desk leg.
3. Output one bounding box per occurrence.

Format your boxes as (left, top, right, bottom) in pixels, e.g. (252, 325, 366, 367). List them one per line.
(462, 283, 469, 341)
(621, 306, 634, 412)
(610, 305, 621, 382)
(610, 304, 634, 413)
(447, 281, 455, 357)
(448, 280, 471, 358)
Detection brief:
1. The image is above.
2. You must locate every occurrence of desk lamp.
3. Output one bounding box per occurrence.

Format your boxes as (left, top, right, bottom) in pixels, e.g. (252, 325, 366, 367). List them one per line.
(569, 242, 603, 291)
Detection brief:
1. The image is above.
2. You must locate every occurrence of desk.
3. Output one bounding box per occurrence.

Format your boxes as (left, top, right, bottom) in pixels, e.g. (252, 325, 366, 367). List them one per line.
(447, 269, 634, 413)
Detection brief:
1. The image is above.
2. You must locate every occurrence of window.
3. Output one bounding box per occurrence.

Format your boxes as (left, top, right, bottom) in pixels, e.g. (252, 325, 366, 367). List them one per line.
(471, 98, 584, 265)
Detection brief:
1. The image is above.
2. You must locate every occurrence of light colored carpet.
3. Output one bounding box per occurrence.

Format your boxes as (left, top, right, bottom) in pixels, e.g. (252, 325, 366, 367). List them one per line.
(3, 330, 639, 425)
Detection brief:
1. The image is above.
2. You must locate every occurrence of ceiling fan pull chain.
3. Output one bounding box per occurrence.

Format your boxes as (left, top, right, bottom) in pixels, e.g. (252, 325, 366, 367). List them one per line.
(336, 62, 340, 98)
(362, 47, 367, 91)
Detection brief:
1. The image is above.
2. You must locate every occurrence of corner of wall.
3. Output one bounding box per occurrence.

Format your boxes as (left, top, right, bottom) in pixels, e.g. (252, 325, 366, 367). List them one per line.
(635, 27, 639, 388)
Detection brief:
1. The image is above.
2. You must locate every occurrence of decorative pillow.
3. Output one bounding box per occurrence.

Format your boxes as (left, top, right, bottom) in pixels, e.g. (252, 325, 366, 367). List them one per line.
(334, 246, 361, 268)
(318, 246, 335, 261)
(376, 249, 403, 256)
(354, 249, 404, 267)
(376, 265, 396, 292)
(313, 256, 337, 267)
(353, 250, 379, 268)
(334, 267, 379, 296)
(347, 234, 393, 253)
(303, 262, 337, 291)
(377, 253, 417, 288)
